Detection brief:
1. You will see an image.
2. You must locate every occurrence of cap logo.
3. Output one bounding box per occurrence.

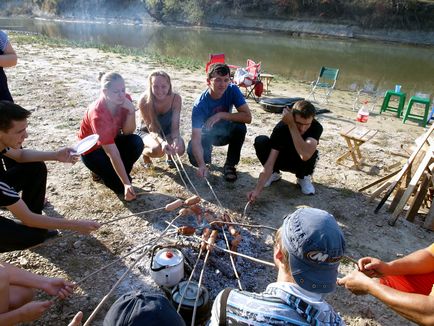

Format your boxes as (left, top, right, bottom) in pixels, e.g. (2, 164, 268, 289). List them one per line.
(306, 251, 342, 263)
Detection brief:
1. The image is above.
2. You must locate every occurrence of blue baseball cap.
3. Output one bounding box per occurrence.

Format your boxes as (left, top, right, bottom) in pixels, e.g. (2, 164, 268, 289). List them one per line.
(281, 207, 345, 294)
(103, 292, 185, 326)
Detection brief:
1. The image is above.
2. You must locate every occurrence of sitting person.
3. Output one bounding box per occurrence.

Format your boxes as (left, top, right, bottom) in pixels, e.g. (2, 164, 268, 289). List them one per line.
(187, 63, 252, 181)
(69, 292, 185, 326)
(137, 70, 185, 168)
(209, 207, 346, 325)
(248, 100, 322, 201)
(0, 101, 100, 252)
(0, 261, 74, 325)
(78, 72, 144, 201)
(0, 30, 17, 102)
(338, 244, 434, 326)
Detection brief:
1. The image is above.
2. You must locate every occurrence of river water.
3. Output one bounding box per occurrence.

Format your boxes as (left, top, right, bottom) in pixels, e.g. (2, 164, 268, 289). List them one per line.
(1, 17, 433, 96)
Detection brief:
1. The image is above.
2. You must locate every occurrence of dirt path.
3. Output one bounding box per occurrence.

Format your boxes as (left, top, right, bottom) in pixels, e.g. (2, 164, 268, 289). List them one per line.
(1, 38, 432, 325)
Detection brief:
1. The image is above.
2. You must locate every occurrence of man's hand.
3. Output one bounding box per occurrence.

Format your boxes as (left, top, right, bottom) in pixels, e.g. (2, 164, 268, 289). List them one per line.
(337, 270, 374, 295)
(42, 278, 75, 299)
(247, 190, 260, 203)
(56, 148, 79, 164)
(358, 256, 388, 278)
(204, 113, 222, 130)
(68, 311, 83, 326)
(72, 220, 101, 234)
(197, 164, 208, 178)
(161, 140, 175, 156)
(124, 184, 136, 202)
(282, 107, 296, 128)
(18, 301, 53, 322)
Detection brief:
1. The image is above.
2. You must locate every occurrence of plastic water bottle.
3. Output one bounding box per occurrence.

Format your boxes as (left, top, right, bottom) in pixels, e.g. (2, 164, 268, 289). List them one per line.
(357, 101, 369, 123)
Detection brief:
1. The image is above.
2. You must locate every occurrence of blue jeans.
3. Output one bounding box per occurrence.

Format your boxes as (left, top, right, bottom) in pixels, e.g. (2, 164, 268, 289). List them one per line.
(187, 121, 247, 167)
(81, 134, 144, 193)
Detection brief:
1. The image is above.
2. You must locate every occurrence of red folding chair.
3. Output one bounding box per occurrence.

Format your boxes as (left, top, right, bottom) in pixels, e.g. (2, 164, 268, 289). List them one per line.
(205, 53, 225, 73)
(234, 59, 263, 102)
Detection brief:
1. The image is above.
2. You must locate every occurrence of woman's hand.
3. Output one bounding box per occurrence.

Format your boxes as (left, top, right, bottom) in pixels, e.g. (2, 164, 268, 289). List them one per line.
(124, 184, 136, 201)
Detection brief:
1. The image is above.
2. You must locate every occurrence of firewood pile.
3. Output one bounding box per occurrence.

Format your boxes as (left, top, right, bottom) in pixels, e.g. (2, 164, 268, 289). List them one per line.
(362, 123, 434, 230)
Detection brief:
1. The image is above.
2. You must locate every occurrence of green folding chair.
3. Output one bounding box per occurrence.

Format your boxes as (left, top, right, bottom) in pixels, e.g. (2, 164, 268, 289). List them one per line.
(308, 67, 339, 104)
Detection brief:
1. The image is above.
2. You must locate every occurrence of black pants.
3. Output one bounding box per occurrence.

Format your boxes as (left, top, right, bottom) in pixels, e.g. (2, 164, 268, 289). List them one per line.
(81, 134, 144, 193)
(187, 121, 247, 167)
(254, 135, 318, 179)
(0, 158, 50, 252)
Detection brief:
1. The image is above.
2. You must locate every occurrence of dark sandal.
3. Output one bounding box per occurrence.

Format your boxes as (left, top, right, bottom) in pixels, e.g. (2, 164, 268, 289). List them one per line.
(224, 165, 237, 182)
(166, 159, 176, 169)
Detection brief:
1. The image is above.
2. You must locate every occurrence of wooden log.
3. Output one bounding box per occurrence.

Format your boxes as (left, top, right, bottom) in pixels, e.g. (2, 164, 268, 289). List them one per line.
(406, 171, 431, 222)
(375, 123, 434, 214)
(358, 169, 400, 192)
(369, 180, 392, 201)
(391, 147, 434, 221)
(424, 178, 434, 231)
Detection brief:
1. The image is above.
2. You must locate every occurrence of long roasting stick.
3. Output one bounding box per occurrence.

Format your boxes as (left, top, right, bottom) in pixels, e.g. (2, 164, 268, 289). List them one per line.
(191, 250, 211, 326)
(100, 206, 166, 226)
(193, 235, 275, 267)
(221, 225, 243, 290)
(374, 123, 434, 213)
(176, 247, 204, 313)
(83, 213, 183, 326)
(210, 220, 278, 231)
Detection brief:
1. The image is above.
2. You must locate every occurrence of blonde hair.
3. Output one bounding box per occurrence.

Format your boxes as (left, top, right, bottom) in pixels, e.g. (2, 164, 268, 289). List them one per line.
(98, 72, 124, 90)
(275, 228, 290, 273)
(138, 70, 173, 133)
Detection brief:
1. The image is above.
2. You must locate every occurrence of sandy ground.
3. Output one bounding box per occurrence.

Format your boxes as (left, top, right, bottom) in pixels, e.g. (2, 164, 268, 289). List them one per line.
(1, 38, 433, 325)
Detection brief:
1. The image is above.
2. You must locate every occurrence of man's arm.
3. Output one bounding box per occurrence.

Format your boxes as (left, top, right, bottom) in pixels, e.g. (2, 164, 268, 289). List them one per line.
(0, 41, 17, 68)
(282, 108, 317, 161)
(338, 270, 434, 326)
(359, 245, 434, 276)
(5, 147, 76, 164)
(7, 199, 100, 233)
(248, 149, 279, 202)
(191, 128, 207, 177)
(204, 103, 252, 129)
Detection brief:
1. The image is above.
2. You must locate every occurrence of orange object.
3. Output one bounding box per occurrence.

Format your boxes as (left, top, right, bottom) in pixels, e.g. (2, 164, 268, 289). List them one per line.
(205, 53, 225, 73)
(380, 272, 434, 296)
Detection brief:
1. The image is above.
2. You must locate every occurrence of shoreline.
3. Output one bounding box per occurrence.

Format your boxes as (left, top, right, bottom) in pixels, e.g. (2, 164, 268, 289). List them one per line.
(2, 13, 434, 47)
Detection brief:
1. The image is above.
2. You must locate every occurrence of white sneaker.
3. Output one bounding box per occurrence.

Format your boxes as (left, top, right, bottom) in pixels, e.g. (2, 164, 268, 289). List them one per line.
(297, 175, 315, 195)
(264, 172, 282, 187)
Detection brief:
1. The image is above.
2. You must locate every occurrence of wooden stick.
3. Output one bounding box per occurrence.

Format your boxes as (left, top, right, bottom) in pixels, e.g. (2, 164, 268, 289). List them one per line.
(176, 247, 204, 313)
(166, 223, 275, 267)
(100, 207, 166, 226)
(243, 201, 251, 219)
(192, 235, 275, 267)
(205, 177, 224, 209)
(83, 213, 183, 326)
(191, 250, 210, 326)
(221, 226, 243, 290)
(375, 123, 434, 213)
(389, 145, 434, 224)
(358, 168, 400, 192)
(210, 220, 278, 232)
